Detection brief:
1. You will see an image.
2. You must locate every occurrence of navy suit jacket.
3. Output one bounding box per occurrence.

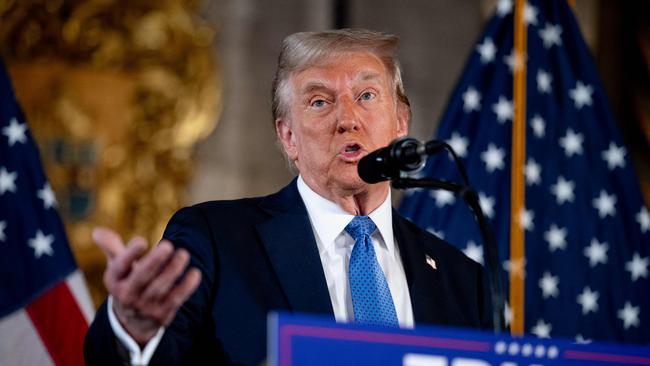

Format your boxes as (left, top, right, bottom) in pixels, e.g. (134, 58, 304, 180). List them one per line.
(84, 180, 492, 365)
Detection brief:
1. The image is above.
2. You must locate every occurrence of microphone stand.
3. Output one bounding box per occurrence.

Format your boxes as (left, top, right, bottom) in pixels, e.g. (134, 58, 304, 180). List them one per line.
(392, 144, 506, 333)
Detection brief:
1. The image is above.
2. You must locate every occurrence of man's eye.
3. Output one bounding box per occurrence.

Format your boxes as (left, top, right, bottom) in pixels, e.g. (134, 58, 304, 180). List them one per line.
(359, 91, 375, 101)
(311, 99, 327, 108)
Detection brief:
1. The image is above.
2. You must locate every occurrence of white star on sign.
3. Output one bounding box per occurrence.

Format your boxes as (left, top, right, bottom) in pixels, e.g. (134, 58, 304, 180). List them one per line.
(496, 0, 513, 16)
(0, 220, 6, 241)
(625, 253, 649, 282)
(446, 132, 469, 158)
(492, 96, 513, 123)
(462, 86, 481, 112)
(478, 192, 495, 219)
(524, 4, 538, 26)
(539, 271, 559, 299)
(593, 190, 616, 218)
(544, 224, 567, 252)
(2, 117, 27, 146)
(29, 230, 55, 258)
(463, 241, 484, 265)
(601, 142, 626, 170)
(637, 207, 650, 233)
(531, 319, 552, 338)
(37, 182, 57, 209)
(476, 38, 497, 63)
(538, 23, 562, 48)
(550, 176, 575, 204)
(536, 70, 552, 94)
(569, 81, 594, 109)
(431, 189, 455, 208)
(618, 302, 640, 329)
(584, 238, 608, 267)
(525, 158, 542, 185)
(577, 287, 599, 315)
(481, 144, 506, 172)
(0, 167, 18, 195)
(559, 128, 584, 157)
(530, 114, 546, 138)
(519, 208, 534, 231)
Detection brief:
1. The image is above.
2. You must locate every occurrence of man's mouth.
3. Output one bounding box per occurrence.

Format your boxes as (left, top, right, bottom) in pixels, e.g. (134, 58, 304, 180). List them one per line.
(338, 143, 365, 161)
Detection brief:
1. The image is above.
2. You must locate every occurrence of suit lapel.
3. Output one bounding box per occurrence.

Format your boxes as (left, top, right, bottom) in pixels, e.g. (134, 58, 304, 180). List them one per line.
(255, 180, 334, 316)
(393, 211, 447, 325)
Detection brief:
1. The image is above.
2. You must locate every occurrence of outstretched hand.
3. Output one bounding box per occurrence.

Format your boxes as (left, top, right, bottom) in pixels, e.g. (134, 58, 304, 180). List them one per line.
(92, 227, 202, 345)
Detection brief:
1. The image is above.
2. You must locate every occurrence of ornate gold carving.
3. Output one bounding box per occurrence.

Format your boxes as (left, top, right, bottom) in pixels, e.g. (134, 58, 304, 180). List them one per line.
(1, 0, 221, 306)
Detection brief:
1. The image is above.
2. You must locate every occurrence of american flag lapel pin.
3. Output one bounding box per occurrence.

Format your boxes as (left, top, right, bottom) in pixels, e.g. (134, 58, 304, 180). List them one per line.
(425, 255, 437, 270)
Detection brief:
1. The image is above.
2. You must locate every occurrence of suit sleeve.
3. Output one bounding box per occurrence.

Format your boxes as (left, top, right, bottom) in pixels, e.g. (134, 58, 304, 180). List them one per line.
(84, 206, 229, 365)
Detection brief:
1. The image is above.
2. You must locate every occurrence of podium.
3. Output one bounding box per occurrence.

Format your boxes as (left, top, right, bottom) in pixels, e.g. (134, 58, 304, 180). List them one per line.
(268, 312, 650, 366)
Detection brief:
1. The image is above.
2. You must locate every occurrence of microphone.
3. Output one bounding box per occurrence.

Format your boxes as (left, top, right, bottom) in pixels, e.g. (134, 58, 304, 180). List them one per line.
(358, 137, 446, 183)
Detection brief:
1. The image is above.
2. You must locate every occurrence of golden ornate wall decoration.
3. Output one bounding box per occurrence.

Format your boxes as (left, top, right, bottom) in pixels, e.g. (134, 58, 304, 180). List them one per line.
(1, 0, 221, 306)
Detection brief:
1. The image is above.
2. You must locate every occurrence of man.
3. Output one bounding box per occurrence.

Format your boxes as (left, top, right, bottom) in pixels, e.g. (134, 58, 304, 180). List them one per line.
(84, 29, 492, 365)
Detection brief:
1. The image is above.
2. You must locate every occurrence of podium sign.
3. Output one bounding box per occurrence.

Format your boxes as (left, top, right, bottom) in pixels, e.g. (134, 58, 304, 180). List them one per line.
(268, 312, 650, 366)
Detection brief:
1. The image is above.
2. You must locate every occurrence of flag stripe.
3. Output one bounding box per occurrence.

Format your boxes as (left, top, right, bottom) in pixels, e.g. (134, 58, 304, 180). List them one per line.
(66, 270, 95, 324)
(509, 0, 529, 335)
(26, 281, 88, 366)
(0, 309, 55, 366)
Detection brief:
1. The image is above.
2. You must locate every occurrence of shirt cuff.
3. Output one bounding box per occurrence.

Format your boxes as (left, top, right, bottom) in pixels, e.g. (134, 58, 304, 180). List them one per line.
(107, 296, 165, 366)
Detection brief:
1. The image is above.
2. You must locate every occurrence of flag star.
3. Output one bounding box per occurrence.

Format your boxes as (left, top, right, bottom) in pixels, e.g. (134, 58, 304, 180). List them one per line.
(550, 176, 575, 204)
(431, 189, 455, 207)
(637, 207, 650, 233)
(29, 230, 55, 258)
(539, 271, 559, 299)
(531, 319, 552, 338)
(569, 81, 594, 109)
(503, 258, 526, 278)
(37, 182, 57, 209)
(481, 144, 506, 172)
(577, 287, 599, 315)
(538, 23, 562, 48)
(0, 167, 18, 195)
(2, 117, 28, 146)
(575, 334, 592, 344)
(524, 4, 538, 26)
(426, 227, 444, 240)
(463, 241, 484, 265)
(536, 70, 552, 94)
(617, 302, 640, 329)
(476, 38, 497, 63)
(462, 86, 481, 112)
(584, 238, 608, 267)
(544, 224, 567, 252)
(592, 190, 617, 218)
(525, 158, 541, 185)
(478, 192, 495, 219)
(559, 128, 584, 157)
(446, 132, 469, 158)
(504, 302, 513, 327)
(0, 220, 6, 241)
(519, 208, 534, 231)
(625, 253, 649, 281)
(492, 96, 513, 123)
(504, 50, 525, 73)
(496, 0, 513, 16)
(601, 142, 626, 170)
(530, 114, 546, 138)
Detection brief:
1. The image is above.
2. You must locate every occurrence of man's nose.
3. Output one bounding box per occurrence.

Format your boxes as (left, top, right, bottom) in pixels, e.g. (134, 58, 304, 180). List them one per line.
(336, 98, 359, 133)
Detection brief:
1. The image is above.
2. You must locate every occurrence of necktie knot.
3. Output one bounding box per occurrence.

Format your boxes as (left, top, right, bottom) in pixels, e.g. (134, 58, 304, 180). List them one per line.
(345, 216, 377, 240)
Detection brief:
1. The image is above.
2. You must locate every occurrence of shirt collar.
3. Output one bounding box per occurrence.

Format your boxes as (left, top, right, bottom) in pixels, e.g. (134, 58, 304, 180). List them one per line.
(296, 175, 395, 254)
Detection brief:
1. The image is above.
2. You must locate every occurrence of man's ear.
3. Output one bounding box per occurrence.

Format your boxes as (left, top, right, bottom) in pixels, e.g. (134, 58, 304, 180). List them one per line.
(275, 118, 298, 160)
(396, 102, 410, 138)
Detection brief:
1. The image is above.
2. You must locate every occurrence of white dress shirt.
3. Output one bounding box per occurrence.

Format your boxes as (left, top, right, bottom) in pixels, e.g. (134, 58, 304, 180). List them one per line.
(109, 177, 415, 364)
(297, 176, 414, 328)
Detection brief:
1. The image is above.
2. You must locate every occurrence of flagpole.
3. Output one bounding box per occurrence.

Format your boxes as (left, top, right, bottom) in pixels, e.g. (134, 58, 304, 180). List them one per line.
(510, 0, 528, 336)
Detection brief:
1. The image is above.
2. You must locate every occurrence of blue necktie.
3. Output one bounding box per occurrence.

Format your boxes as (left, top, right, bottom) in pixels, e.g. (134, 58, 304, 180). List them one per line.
(346, 216, 399, 327)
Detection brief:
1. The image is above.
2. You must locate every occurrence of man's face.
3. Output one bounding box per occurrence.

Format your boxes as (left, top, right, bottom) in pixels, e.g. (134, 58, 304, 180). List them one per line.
(276, 51, 408, 196)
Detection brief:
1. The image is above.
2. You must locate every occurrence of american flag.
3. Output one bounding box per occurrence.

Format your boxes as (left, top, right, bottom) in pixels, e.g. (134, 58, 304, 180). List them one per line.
(0, 59, 94, 364)
(400, 0, 650, 343)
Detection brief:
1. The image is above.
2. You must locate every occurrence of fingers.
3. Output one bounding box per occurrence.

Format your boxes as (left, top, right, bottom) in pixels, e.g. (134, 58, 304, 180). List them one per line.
(139, 248, 191, 303)
(119, 241, 175, 304)
(161, 268, 202, 325)
(92, 227, 126, 259)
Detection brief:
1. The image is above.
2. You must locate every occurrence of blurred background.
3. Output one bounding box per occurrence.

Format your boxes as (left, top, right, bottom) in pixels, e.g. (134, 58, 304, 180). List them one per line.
(1, 0, 648, 308)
